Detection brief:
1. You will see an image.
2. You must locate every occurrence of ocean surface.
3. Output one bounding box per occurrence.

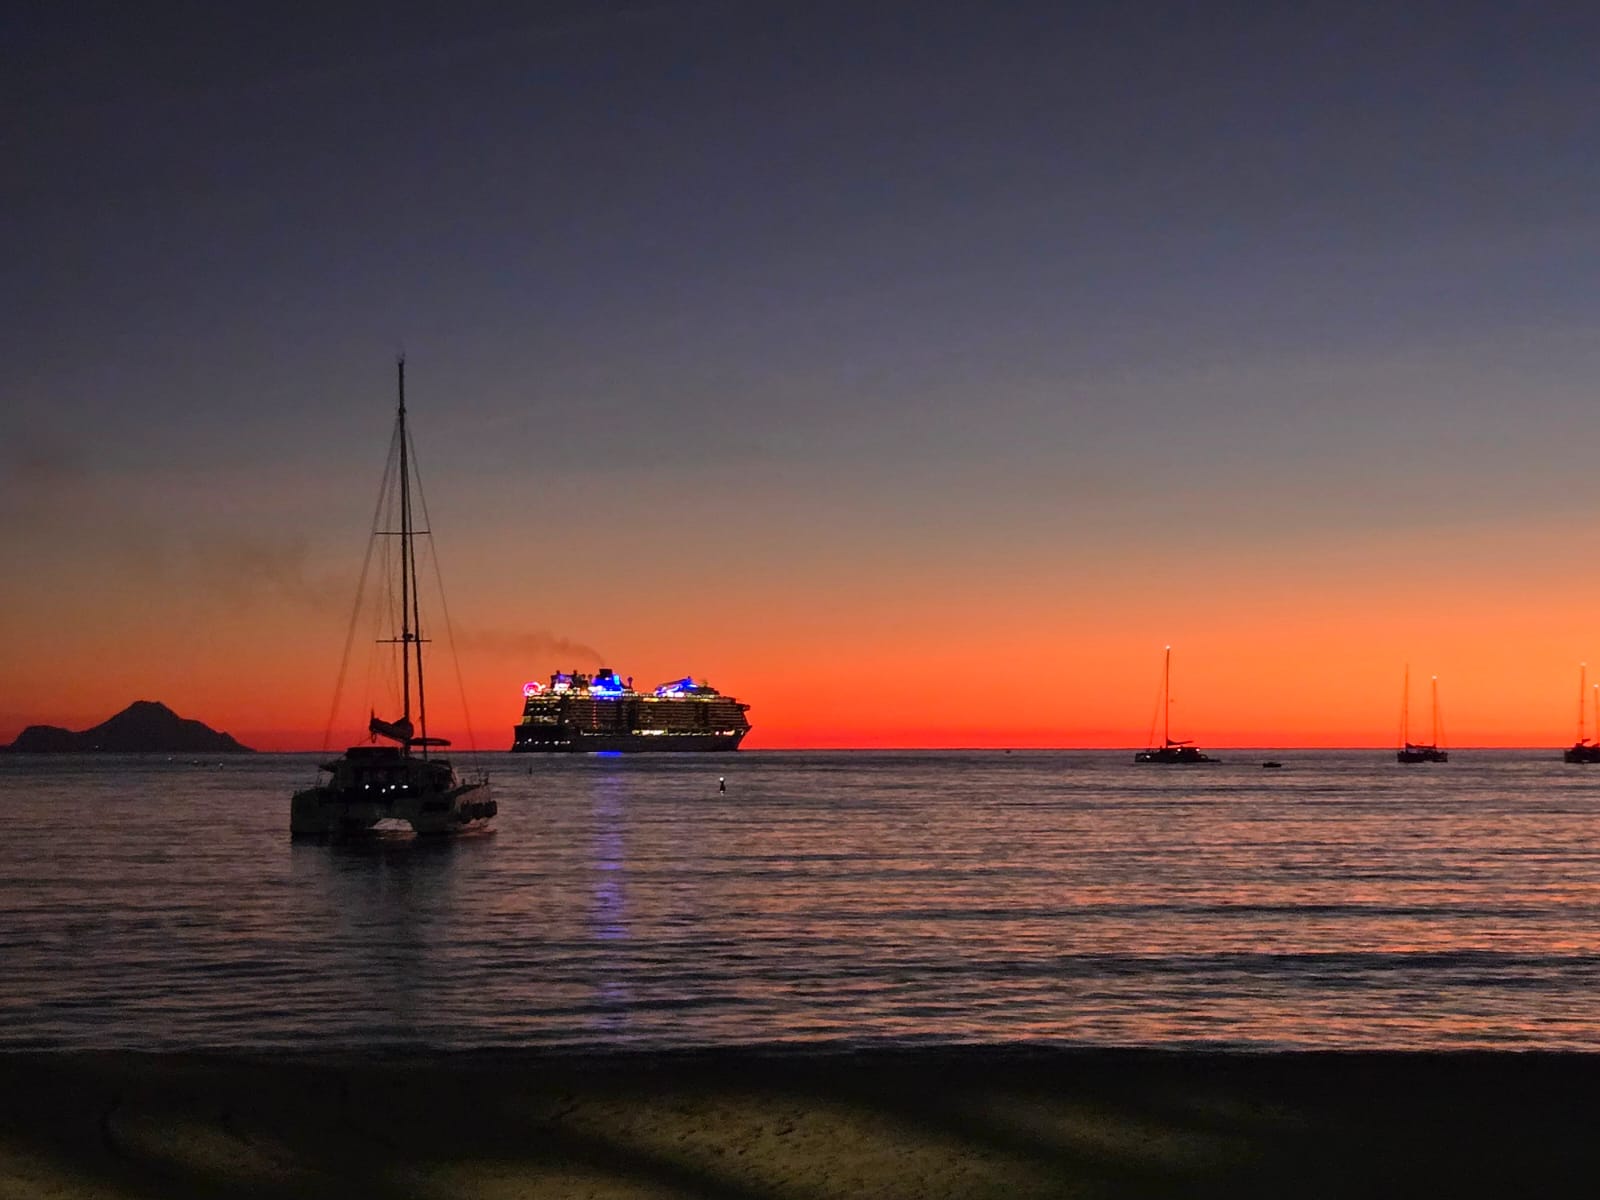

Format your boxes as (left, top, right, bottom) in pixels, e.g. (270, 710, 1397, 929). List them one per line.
(4, 749, 1600, 1052)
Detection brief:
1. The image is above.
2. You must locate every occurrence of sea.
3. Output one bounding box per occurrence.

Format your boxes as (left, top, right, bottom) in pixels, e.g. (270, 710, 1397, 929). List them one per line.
(4, 749, 1600, 1053)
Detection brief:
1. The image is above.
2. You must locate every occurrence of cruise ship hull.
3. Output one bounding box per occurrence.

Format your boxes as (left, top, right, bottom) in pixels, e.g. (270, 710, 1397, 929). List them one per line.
(511, 727, 748, 753)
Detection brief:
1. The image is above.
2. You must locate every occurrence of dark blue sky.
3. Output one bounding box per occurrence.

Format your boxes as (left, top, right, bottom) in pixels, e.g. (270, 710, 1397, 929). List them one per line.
(13, 4, 1600, 451)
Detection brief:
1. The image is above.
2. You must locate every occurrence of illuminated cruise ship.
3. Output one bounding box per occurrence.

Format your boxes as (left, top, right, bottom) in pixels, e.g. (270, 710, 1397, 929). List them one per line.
(510, 669, 752, 752)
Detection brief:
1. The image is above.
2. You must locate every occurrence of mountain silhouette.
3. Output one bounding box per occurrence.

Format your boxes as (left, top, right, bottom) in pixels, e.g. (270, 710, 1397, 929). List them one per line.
(3, 701, 254, 753)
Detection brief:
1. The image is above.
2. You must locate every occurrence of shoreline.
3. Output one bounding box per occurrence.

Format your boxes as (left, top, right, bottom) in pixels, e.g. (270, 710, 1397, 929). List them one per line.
(4, 1047, 1597, 1196)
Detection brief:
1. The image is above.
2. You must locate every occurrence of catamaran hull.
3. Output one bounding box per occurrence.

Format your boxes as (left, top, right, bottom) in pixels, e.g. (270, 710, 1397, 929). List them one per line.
(290, 781, 496, 837)
(1133, 748, 1218, 764)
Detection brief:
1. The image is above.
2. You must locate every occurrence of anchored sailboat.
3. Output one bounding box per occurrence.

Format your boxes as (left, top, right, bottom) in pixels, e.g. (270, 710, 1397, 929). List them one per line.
(1563, 664, 1600, 763)
(290, 360, 496, 837)
(1135, 646, 1216, 764)
(1397, 666, 1448, 764)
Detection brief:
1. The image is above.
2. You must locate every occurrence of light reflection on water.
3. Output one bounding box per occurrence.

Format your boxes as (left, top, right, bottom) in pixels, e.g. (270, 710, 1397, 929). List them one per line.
(3, 749, 1600, 1050)
(589, 770, 631, 1038)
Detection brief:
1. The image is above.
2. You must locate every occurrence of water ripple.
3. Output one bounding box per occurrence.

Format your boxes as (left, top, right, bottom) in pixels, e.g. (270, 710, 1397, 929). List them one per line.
(4, 749, 1600, 1051)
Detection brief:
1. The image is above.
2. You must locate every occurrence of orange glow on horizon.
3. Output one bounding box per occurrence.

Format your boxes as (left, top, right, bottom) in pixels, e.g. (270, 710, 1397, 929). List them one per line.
(7, 465, 1600, 753)
(8, 633, 1600, 754)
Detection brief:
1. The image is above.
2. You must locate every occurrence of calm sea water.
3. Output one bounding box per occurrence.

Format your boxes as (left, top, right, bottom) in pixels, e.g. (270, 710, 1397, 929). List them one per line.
(4, 749, 1600, 1052)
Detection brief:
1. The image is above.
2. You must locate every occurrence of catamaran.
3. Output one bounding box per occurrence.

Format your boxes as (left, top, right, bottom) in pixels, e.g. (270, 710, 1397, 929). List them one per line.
(1562, 664, 1600, 763)
(1397, 666, 1448, 764)
(1135, 646, 1216, 763)
(290, 360, 496, 837)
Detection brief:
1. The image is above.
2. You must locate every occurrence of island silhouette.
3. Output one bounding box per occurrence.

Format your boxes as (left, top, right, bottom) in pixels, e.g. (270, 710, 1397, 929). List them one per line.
(2, 701, 253, 754)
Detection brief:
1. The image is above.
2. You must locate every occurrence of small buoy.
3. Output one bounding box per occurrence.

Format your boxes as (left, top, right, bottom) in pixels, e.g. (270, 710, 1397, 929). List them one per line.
(718, 777, 726, 793)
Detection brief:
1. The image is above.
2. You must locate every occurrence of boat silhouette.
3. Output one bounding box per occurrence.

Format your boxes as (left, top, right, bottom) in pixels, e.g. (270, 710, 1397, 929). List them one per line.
(1562, 664, 1600, 763)
(290, 360, 496, 838)
(1135, 647, 1217, 764)
(1397, 665, 1448, 764)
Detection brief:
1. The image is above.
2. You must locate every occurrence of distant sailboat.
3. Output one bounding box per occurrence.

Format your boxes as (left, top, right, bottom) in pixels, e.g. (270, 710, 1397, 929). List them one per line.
(1135, 646, 1216, 764)
(1562, 664, 1600, 763)
(1397, 666, 1448, 764)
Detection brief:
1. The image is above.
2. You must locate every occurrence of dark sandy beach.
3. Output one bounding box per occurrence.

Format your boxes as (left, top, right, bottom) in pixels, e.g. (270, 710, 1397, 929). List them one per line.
(2, 1048, 1597, 1197)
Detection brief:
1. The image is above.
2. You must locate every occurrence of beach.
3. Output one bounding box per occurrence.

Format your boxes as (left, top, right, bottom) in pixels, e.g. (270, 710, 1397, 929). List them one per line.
(3, 1048, 1596, 1197)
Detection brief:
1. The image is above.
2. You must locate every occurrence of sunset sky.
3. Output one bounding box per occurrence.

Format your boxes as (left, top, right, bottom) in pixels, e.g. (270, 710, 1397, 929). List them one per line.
(7, 1, 1600, 750)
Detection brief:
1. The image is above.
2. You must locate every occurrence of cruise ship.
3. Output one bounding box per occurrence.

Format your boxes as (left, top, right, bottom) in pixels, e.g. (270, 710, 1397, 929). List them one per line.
(511, 669, 751, 752)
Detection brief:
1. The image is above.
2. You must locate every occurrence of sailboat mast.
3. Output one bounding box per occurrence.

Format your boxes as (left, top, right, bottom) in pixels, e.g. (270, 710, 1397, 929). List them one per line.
(1431, 675, 1439, 747)
(1164, 645, 1171, 746)
(397, 358, 412, 735)
(1401, 664, 1410, 746)
(1579, 663, 1588, 744)
(396, 357, 430, 757)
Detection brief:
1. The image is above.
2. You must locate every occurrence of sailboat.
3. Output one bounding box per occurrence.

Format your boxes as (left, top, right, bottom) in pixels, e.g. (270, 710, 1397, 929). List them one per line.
(290, 360, 496, 838)
(1562, 664, 1600, 763)
(1396, 666, 1448, 764)
(1134, 646, 1217, 763)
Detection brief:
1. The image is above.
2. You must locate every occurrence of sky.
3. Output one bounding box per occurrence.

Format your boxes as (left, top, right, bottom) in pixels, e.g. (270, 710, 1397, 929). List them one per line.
(6, 1, 1600, 750)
